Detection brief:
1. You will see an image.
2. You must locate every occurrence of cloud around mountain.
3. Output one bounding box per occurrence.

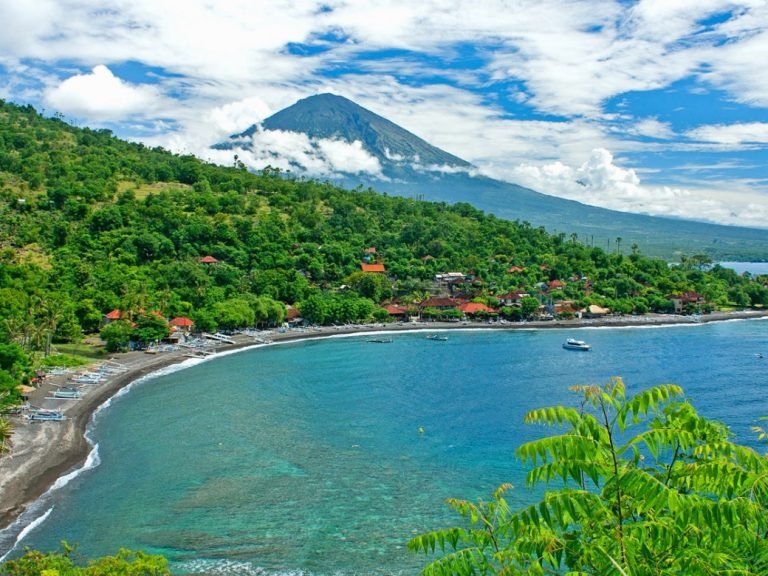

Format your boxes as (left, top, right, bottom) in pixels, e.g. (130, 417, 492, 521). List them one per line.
(210, 94, 768, 229)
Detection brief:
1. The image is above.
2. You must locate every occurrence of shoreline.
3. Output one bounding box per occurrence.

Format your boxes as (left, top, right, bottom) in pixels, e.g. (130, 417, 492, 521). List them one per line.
(1, 309, 766, 541)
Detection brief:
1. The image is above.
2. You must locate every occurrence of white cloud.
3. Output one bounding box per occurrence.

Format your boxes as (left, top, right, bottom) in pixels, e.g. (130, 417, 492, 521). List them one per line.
(627, 118, 676, 140)
(1, 0, 767, 229)
(497, 147, 768, 229)
(686, 122, 768, 146)
(45, 65, 161, 121)
(208, 129, 383, 178)
(207, 98, 273, 139)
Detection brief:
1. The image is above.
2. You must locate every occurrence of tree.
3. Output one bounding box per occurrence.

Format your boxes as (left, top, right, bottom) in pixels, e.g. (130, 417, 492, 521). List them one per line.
(410, 379, 768, 575)
(0, 417, 12, 456)
(211, 297, 255, 330)
(519, 296, 540, 319)
(0, 544, 170, 575)
(99, 320, 133, 352)
(131, 313, 169, 346)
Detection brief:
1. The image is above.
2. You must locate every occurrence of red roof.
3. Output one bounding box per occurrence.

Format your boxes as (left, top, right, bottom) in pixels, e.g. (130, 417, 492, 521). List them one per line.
(421, 297, 460, 308)
(169, 316, 194, 327)
(361, 263, 386, 273)
(460, 302, 497, 314)
(105, 309, 121, 320)
(285, 306, 301, 320)
(384, 304, 409, 315)
(549, 279, 566, 289)
(199, 255, 219, 264)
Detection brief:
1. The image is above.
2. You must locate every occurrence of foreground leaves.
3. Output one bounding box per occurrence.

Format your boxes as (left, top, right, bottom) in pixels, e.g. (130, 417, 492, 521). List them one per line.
(409, 379, 768, 575)
(0, 544, 169, 576)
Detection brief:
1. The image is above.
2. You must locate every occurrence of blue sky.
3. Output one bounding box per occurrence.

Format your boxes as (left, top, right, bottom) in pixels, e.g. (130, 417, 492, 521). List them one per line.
(1, 1, 768, 229)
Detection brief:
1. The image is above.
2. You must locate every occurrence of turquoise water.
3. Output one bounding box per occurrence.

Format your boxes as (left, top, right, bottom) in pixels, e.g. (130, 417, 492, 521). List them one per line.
(3, 320, 768, 574)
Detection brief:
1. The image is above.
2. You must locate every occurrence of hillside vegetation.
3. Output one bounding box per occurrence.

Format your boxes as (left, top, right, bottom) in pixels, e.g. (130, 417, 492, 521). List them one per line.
(0, 98, 767, 408)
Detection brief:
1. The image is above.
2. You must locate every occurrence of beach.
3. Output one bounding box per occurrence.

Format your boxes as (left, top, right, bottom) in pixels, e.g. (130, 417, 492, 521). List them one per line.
(1, 310, 766, 536)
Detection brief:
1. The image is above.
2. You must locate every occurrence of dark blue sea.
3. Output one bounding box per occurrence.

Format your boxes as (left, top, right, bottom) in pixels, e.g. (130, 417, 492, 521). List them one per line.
(2, 319, 768, 574)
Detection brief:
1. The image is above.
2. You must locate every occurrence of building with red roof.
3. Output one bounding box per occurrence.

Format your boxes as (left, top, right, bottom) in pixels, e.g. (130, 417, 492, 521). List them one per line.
(360, 262, 386, 273)
(459, 302, 498, 315)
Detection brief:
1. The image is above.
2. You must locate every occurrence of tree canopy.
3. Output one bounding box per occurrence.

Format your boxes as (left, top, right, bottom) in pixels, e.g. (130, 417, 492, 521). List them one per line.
(409, 379, 768, 575)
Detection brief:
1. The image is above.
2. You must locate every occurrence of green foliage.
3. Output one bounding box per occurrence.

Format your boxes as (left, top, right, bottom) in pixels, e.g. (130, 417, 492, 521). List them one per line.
(0, 544, 169, 575)
(0, 343, 29, 408)
(99, 321, 133, 353)
(131, 313, 170, 345)
(410, 379, 768, 575)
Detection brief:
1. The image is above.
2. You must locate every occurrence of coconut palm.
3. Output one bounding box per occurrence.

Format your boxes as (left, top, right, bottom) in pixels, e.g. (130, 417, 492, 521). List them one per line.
(0, 417, 13, 456)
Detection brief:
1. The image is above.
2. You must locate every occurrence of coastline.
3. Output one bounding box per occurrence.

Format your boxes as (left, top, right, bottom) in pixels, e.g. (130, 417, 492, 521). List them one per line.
(1, 310, 766, 540)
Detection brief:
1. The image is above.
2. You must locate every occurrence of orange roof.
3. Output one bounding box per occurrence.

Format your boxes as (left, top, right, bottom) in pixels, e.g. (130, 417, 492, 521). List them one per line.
(421, 297, 460, 308)
(361, 263, 386, 273)
(105, 309, 121, 320)
(285, 306, 301, 320)
(384, 304, 409, 315)
(169, 316, 194, 327)
(460, 302, 497, 314)
(199, 255, 219, 264)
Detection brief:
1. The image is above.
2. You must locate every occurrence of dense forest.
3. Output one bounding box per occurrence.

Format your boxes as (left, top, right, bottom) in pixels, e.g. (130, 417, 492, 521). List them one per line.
(0, 98, 767, 409)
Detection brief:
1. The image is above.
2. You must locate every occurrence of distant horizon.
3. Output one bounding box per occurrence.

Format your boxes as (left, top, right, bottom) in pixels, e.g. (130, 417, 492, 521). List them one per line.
(1, 2, 767, 228)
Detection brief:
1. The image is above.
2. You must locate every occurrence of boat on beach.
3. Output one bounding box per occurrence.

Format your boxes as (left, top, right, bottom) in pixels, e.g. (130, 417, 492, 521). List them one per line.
(562, 338, 591, 351)
(27, 410, 66, 422)
(50, 386, 82, 399)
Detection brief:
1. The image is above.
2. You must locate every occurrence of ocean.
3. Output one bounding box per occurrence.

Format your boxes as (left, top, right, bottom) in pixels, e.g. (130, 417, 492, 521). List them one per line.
(2, 319, 768, 575)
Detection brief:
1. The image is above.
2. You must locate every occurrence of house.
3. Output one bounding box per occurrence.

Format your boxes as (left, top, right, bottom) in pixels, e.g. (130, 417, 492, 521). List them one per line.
(435, 272, 466, 284)
(361, 262, 386, 273)
(169, 316, 194, 333)
(498, 291, 529, 307)
(554, 301, 578, 316)
(459, 302, 498, 316)
(103, 309, 122, 324)
(421, 297, 462, 310)
(583, 304, 610, 318)
(362, 247, 377, 263)
(670, 291, 705, 313)
(383, 304, 409, 320)
(548, 279, 566, 291)
(285, 306, 305, 326)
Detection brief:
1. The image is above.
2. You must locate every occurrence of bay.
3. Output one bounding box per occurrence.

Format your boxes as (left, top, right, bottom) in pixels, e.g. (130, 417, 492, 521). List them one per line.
(8, 320, 768, 575)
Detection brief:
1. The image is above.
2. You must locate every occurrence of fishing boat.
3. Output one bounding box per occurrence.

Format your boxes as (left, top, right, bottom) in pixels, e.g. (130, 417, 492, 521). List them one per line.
(562, 338, 591, 351)
(27, 410, 66, 422)
(426, 334, 448, 341)
(51, 386, 81, 399)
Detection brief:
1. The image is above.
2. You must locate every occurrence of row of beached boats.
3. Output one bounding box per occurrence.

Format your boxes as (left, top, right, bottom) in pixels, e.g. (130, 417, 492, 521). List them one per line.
(25, 360, 129, 423)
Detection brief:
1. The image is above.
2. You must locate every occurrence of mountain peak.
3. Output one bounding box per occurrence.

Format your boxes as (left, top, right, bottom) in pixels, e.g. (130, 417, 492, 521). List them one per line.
(217, 93, 470, 177)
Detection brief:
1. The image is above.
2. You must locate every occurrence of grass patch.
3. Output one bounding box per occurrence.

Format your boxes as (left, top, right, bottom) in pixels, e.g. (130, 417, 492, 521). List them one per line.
(52, 342, 109, 361)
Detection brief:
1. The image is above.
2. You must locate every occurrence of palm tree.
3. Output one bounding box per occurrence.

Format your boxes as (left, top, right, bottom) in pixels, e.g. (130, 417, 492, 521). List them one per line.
(0, 417, 13, 456)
